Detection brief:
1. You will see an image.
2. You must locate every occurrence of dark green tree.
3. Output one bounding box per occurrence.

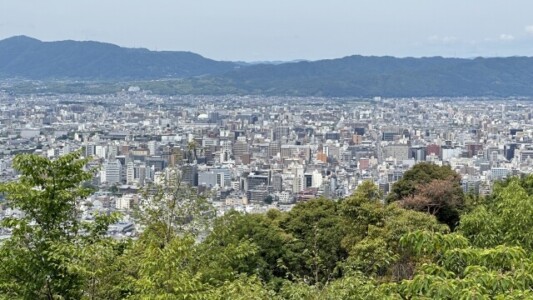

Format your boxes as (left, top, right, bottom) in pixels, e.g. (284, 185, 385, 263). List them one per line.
(387, 162, 462, 202)
(387, 162, 464, 229)
(201, 210, 290, 285)
(340, 181, 446, 280)
(280, 198, 347, 285)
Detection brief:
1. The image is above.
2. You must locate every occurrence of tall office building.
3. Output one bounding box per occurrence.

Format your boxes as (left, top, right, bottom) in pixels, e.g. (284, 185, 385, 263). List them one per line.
(293, 166, 304, 193)
(148, 141, 158, 156)
(268, 141, 281, 157)
(274, 125, 290, 141)
(105, 159, 122, 185)
(182, 164, 198, 186)
(126, 161, 135, 184)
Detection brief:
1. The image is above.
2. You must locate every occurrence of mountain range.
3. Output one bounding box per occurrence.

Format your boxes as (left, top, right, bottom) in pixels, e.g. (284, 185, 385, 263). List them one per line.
(0, 36, 237, 80)
(2, 36, 533, 97)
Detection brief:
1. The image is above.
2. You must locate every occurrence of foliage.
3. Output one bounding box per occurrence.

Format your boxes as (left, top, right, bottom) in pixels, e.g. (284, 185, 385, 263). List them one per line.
(120, 233, 210, 299)
(0, 151, 119, 299)
(201, 211, 289, 284)
(3, 152, 533, 299)
(280, 198, 347, 285)
(135, 167, 214, 242)
(339, 181, 447, 280)
(401, 179, 464, 228)
(388, 162, 464, 229)
(459, 178, 533, 250)
(388, 162, 462, 202)
(398, 230, 533, 299)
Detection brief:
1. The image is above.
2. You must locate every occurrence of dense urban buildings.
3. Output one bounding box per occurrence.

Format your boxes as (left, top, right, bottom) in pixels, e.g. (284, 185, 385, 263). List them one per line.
(1, 90, 533, 236)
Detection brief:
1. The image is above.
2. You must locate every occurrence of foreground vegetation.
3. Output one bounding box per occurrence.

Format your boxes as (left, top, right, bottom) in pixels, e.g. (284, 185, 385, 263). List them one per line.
(1, 154, 533, 299)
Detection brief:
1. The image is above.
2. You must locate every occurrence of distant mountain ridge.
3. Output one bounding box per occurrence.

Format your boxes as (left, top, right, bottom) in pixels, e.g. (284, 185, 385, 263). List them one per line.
(0, 36, 238, 80)
(219, 55, 533, 97)
(2, 36, 533, 97)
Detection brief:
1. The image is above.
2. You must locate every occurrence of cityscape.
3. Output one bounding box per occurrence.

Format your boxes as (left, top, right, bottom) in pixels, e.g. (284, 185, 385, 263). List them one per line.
(3, 1, 533, 298)
(2, 89, 532, 239)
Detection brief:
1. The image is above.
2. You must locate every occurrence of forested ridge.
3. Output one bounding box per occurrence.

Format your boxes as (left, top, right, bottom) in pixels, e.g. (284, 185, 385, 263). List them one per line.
(4, 36, 533, 97)
(1, 154, 533, 299)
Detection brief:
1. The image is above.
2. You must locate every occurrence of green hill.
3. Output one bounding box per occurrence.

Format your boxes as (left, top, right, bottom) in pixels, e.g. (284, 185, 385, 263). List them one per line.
(3, 36, 533, 97)
(0, 36, 238, 80)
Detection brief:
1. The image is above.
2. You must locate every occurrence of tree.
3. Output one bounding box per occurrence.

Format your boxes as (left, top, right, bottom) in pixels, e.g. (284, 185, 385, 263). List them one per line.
(397, 230, 533, 299)
(122, 168, 261, 299)
(135, 167, 214, 244)
(280, 198, 347, 285)
(459, 178, 533, 251)
(201, 211, 289, 284)
(387, 162, 462, 203)
(401, 179, 463, 229)
(387, 163, 464, 229)
(0, 151, 118, 299)
(341, 194, 446, 280)
(339, 181, 386, 250)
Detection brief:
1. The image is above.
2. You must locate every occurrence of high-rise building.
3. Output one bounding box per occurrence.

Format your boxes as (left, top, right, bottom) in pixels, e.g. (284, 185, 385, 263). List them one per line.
(126, 161, 135, 184)
(491, 167, 510, 181)
(233, 140, 249, 158)
(84, 143, 95, 157)
(504, 143, 518, 161)
(312, 170, 323, 188)
(274, 125, 290, 141)
(247, 174, 269, 191)
(146, 156, 166, 172)
(182, 164, 198, 186)
(359, 158, 370, 170)
(198, 171, 217, 187)
(272, 173, 283, 192)
(148, 141, 158, 156)
(268, 141, 281, 157)
(384, 144, 409, 161)
(426, 144, 441, 157)
(293, 166, 304, 193)
(136, 164, 147, 186)
(105, 159, 122, 185)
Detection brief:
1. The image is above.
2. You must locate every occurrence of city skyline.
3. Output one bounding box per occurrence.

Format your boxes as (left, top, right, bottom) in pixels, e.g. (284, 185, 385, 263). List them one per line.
(2, 0, 533, 61)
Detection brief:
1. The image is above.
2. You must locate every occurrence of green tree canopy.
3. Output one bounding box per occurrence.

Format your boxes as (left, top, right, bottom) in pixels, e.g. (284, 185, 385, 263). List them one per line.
(388, 162, 462, 202)
(0, 152, 119, 299)
(459, 178, 533, 251)
(280, 198, 347, 285)
(387, 162, 464, 229)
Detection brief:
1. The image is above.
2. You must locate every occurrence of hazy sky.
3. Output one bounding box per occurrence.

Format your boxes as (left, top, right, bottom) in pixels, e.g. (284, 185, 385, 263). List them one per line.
(2, 0, 533, 61)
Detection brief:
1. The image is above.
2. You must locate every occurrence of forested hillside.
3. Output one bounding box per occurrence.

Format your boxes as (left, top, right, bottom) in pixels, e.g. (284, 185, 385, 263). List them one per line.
(1, 154, 533, 299)
(0, 36, 237, 80)
(4, 36, 533, 97)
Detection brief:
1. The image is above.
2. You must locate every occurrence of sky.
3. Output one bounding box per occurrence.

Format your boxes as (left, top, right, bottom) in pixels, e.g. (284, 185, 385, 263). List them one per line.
(2, 0, 533, 61)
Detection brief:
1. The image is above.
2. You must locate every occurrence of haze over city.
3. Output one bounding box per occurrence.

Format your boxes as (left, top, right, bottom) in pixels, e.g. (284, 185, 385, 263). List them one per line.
(2, 0, 533, 61)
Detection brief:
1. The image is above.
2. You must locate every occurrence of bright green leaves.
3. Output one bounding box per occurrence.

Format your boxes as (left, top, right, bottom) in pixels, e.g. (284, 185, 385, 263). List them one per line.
(3, 152, 533, 299)
(398, 230, 533, 299)
(0, 151, 120, 299)
(459, 179, 533, 250)
(391, 175, 533, 299)
(135, 169, 214, 244)
(400, 231, 469, 257)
